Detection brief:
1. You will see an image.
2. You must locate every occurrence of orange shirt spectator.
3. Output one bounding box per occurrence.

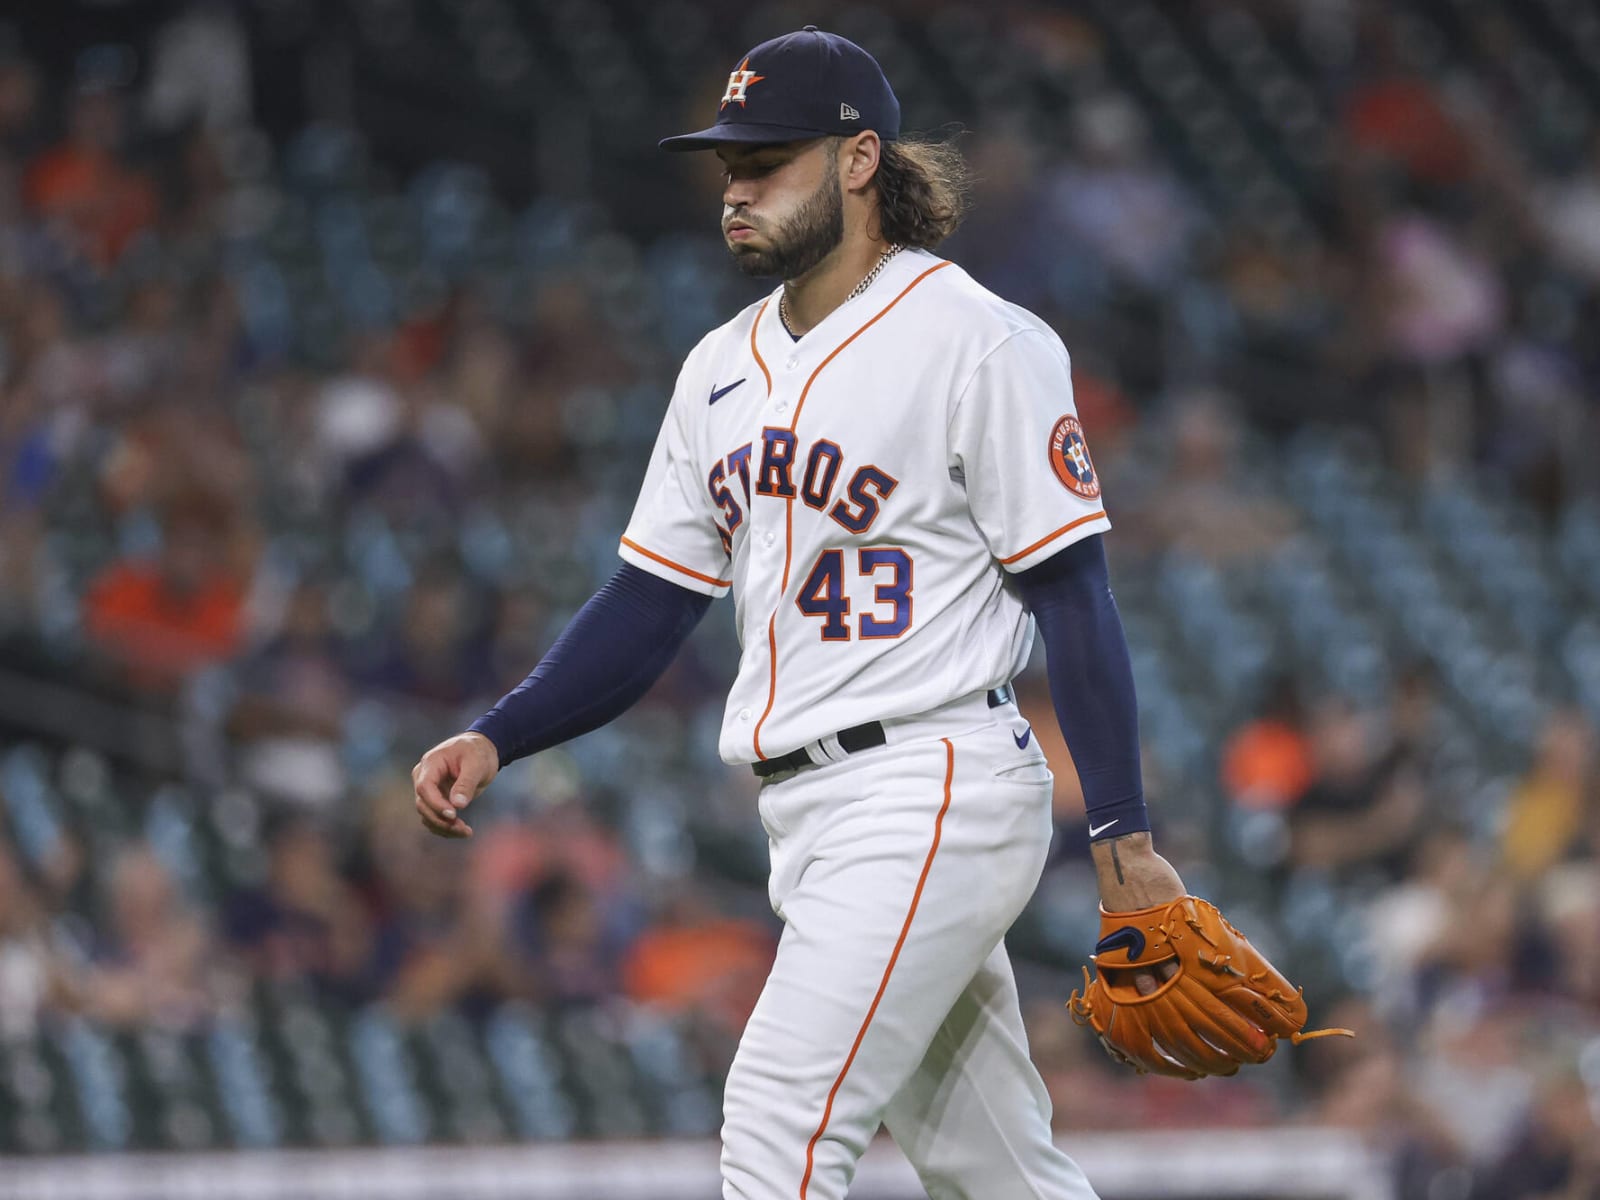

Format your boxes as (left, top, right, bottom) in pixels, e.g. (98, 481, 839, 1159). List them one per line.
(1342, 78, 1473, 186)
(1222, 718, 1315, 811)
(23, 87, 157, 268)
(82, 496, 246, 692)
(83, 561, 244, 690)
(25, 146, 157, 267)
(623, 910, 774, 1034)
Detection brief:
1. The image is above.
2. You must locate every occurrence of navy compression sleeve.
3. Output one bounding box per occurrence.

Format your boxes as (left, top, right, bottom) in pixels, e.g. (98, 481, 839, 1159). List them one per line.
(469, 563, 712, 766)
(1013, 535, 1150, 841)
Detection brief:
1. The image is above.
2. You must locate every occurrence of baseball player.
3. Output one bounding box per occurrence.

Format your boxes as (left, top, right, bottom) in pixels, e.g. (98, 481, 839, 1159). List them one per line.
(413, 27, 1340, 1199)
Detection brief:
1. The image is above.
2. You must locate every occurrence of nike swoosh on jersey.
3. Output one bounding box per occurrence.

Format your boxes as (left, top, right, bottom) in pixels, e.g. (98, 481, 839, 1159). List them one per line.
(1088, 819, 1119, 838)
(1012, 726, 1032, 750)
(709, 378, 746, 404)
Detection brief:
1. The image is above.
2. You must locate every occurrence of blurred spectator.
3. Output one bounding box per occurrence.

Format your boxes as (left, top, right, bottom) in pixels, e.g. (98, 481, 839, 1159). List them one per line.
(95, 390, 257, 524)
(1339, 52, 1475, 188)
(1363, 827, 1480, 1021)
(1288, 695, 1429, 881)
(142, 0, 251, 134)
(1537, 130, 1600, 286)
(98, 274, 183, 401)
(1368, 209, 1505, 367)
(1413, 868, 1520, 1018)
(82, 844, 218, 1029)
(1470, 1066, 1600, 1200)
(622, 884, 773, 1070)
(1210, 228, 1342, 369)
(311, 334, 407, 493)
(440, 309, 517, 440)
(226, 578, 350, 809)
(360, 573, 492, 708)
(23, 67, 157, 269)
(1066, 355, 1139, 456)
(1502, 709, 1598, 882)
(344, 388, 483, 526)
(4, 282, 90, 434)
(1123, 389, 1296, 562)
(82, 488, 249, 694)
(1531, 864, 1600, 1006)
(1046, 92, 1195, 295)
(499, 273, 635, 483)
(361, 780, 529, 1021)
(0, 839, 73, 1038)
(1416, 1009, 1537, 1170)
(0, 45, 42, 160)
(944, 123, 1056, 312)
(484, 585, 552, 693)
(517, 868, 631, 1007)
(479, 796, 635, 901)
(225, 818, 375, 1003)
(1315, 1042, 1465, 1195)
(1222, 676, 1315, 812)
(1482, 335, 1589, 519)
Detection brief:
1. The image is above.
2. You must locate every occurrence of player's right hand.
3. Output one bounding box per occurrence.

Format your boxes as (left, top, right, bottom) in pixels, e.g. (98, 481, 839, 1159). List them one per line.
(412, 732, 500, 839)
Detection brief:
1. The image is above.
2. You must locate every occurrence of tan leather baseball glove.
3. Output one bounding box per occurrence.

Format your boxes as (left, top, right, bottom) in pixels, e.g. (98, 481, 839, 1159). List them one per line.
(1067, 895, 1353, 1079)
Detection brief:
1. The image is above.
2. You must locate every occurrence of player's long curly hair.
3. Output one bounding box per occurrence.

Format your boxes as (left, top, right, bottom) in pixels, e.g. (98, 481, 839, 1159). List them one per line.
(871, 134, 972, 249)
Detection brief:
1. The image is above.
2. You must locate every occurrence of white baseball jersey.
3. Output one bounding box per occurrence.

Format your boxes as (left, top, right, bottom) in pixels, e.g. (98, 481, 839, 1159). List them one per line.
(619, 248, 1110, 766)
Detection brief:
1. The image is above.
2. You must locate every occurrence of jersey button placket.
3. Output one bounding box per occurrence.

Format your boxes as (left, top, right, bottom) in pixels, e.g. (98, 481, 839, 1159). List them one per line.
(775, 358, 795, 412)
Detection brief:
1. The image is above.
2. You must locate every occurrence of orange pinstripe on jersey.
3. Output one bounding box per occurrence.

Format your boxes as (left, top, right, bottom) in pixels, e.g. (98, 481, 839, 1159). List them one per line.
(798, 737, 956, 1198)
(619, 536, 732, 588)
(997, 510, 1107, 566)
(750, 299, 773, 395)
(751, 261, 952, 759)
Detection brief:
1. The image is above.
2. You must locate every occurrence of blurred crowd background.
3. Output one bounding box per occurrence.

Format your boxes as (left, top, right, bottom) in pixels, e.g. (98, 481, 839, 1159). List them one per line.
(1, 0, 1598, 1196)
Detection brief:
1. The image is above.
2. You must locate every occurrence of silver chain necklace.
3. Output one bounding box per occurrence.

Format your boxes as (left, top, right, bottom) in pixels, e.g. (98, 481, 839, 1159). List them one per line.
(780, 243, 903, 334)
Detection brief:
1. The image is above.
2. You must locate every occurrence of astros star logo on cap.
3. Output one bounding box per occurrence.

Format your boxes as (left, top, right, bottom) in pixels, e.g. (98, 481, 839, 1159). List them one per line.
(660, 28, 900, 152)
(720, 57, 765, 109)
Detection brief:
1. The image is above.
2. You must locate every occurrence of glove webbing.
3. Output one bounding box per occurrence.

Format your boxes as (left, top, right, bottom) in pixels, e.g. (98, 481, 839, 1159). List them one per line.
(1171, 910, 1354, 1044)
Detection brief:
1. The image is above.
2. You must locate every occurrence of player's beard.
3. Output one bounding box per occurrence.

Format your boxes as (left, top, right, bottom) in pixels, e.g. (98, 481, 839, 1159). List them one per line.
(726, 168, 844, 282)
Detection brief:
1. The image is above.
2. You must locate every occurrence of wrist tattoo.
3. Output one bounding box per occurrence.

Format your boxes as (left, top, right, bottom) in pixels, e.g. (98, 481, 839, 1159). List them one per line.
(1110, 839, 1125, 885)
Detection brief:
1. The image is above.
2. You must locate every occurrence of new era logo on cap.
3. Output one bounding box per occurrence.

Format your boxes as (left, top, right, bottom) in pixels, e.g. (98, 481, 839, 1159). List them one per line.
(660, 26, 901, 152)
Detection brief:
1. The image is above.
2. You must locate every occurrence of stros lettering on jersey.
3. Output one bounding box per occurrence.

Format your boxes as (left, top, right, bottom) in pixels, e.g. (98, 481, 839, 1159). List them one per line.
(619, 249, 1111, 765)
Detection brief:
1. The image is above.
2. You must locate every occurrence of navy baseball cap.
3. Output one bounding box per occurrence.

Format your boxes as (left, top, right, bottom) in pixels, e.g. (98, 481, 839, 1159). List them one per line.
(660, 26, 900, 152)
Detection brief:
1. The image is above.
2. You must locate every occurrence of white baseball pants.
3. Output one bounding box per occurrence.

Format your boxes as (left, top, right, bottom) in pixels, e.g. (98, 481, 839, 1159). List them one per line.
(721, 693, 1100, 1200)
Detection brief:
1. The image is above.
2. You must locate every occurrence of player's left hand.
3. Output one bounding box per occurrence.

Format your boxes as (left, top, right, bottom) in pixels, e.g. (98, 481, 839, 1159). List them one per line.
(1067, 894, 1353, 1078)
(1088, 833, 1184, 996)
(412, 732, 500, 838)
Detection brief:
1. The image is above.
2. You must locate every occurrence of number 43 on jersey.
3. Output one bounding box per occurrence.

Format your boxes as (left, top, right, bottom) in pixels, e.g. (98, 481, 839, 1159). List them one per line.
(796, 547, 912, 641)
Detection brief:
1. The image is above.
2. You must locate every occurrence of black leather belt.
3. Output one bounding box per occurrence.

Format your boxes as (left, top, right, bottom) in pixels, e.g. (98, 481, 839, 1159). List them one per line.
(751, 685, 1014, 779)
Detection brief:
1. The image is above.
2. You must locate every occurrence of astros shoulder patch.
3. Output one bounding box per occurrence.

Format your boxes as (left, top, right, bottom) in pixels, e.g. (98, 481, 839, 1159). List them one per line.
(1049, 414, 1100, 499)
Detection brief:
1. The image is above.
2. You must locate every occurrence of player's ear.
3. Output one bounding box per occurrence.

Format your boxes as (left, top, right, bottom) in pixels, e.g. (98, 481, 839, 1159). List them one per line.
(841, 131, 881, 194)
